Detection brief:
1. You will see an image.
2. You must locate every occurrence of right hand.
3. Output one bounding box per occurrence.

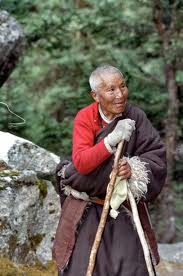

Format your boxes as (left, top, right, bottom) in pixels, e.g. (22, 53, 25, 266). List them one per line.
(106, 119, 136, 147)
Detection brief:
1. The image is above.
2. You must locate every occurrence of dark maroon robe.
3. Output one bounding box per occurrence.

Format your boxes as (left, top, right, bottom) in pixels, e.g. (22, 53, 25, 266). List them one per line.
(54, 103, 167, 276)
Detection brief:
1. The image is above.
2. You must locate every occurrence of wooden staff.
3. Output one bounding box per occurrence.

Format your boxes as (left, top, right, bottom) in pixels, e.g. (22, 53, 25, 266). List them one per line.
(86, 140, 125, 276)
(127, 188, 155, 276)
(86, 140, 155, 276)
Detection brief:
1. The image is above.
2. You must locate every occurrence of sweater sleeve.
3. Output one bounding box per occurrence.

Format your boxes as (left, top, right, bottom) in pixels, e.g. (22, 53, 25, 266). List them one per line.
(72, 114, 112, 175)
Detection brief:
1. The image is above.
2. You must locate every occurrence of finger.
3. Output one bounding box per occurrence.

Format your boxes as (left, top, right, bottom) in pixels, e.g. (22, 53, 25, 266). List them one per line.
(118, 164, 128, 171)
(118, 168, 129, 175)
(120, 171, 131, 180)
(118, 164, 131, 173)
(119, 165, 130, 173)
(118, 164, 126, 170)
(119, 160, 128, 166)
(121, 159, 127, 164)
(118, 168, 130, 177)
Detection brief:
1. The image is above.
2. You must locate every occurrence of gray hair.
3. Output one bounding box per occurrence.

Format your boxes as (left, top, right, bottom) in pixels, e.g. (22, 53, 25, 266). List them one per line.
(89, 64, 124, 92)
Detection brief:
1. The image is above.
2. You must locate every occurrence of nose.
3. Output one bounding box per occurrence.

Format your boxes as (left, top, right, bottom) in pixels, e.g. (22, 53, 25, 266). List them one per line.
(115, 88, 124, 98)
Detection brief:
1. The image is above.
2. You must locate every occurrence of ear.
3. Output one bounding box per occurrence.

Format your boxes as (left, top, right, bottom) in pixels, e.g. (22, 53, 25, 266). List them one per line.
(90, 91, 100, 103)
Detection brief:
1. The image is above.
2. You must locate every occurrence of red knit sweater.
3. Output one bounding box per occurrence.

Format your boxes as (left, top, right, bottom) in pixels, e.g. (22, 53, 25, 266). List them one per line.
(72, 102, 112, 174)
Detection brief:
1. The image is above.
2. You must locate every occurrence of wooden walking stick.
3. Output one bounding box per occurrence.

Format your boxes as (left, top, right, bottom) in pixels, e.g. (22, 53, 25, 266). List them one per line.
(127, 188, 155, 276)
(86, 139, 155, 276)
(86, 139, 125, 276)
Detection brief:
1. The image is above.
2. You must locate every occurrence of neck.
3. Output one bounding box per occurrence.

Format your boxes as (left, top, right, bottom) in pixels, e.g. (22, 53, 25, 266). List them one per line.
(99, 105, 120, 123)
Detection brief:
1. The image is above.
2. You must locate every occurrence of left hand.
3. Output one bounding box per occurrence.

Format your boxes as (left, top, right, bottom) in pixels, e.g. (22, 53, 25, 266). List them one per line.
(117, 159, 131, 180)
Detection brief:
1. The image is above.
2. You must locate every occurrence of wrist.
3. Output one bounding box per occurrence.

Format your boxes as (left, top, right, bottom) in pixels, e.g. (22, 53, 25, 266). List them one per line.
(106, 133, 116, 147)
(104, 137, 116, 154)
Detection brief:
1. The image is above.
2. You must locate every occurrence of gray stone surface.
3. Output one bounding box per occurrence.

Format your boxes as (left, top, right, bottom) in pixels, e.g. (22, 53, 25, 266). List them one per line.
(0, 131, 60, 176)
(0, 131, 61, 265)
(177, 143, 183, 159)
(0, 10, 25, 86)
(158, 243, 183, 264)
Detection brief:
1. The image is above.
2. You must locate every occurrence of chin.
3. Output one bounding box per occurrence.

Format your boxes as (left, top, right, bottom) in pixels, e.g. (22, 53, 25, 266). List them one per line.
(115, 106, 125, 114)
(113, 101, 127, 113)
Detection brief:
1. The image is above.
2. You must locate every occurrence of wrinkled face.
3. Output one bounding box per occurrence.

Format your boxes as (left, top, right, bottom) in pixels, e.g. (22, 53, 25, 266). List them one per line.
(91, 72, 128, 120)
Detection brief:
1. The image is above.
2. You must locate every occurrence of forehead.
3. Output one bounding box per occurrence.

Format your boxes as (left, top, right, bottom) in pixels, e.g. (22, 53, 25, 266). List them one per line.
(98, 72, 124, 88)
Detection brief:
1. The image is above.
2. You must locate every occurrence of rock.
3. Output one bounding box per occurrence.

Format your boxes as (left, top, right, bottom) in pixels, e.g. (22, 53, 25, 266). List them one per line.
(177, 143, 183, 159)
(0, 160, 10, 171)
(0, 256, 58, 276)
(156, 242, 183, 275)
(158, 243, 183, 264)
(0, 131, 61, 265)
(0, 131, 60, 177)
(0, 10, 25, 86)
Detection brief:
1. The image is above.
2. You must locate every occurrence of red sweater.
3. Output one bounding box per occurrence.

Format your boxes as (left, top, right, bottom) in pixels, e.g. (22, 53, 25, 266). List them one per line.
(72, 102, 112, 174)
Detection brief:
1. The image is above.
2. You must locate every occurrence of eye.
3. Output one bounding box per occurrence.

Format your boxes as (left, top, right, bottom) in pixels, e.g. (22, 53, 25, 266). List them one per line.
(120, 83, 126, 89)
(107, 87, 115, 94)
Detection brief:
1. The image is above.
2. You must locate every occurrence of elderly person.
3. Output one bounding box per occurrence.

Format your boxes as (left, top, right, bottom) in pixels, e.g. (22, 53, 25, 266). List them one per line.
(53, 65, 167, 276)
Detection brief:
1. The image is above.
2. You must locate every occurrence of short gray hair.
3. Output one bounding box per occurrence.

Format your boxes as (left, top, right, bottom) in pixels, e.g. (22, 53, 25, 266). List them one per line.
(89, 64, 124, 92)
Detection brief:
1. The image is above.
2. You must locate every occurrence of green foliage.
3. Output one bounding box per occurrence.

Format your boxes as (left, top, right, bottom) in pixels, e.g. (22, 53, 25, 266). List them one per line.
(2, 0, 181, 155)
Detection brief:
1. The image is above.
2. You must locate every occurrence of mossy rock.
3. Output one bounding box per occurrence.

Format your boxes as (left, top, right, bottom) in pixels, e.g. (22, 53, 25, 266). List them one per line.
(0, 170, 20, 177)
(29, 234, 45, 251)
(9, 233, 46, 262)
(36, 179, 48, 204)
(8, 235, 18, 258)
(0, 257, 57, 276)
(0, 160, 9, 171)
(0, 219, 6, 231)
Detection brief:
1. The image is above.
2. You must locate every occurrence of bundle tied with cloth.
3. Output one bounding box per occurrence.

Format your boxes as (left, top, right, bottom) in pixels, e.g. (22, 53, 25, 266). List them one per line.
(52, 110, 160, 275)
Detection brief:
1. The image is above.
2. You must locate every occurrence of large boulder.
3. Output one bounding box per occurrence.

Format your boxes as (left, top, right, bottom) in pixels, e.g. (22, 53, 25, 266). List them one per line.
(0, 131, 59, 179)
(0, 131, 61, 265)
(0, 10, 25, 86)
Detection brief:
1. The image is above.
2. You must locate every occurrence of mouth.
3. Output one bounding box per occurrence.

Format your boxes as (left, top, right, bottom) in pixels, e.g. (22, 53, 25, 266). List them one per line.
(114, 102, 126, 107)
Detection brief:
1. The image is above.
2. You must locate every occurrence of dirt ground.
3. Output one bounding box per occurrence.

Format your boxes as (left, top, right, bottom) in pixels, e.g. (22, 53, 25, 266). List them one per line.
(156, 260, 183, 276)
